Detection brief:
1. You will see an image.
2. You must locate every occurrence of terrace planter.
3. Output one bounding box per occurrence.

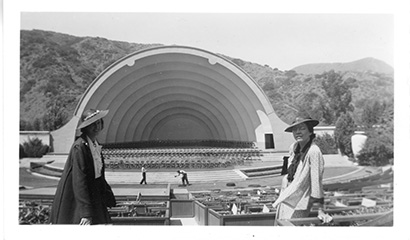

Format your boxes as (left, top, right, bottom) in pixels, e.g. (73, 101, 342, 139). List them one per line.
(275, 211, 390, 226)
(207, 208, 276, 226)
(170, 199, 194, 218)
(112, 215, 170, 225)
(194, 200, 208, 226)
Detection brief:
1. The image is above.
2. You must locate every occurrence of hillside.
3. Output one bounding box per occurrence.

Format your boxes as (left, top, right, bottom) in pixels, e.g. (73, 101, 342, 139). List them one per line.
(20, 29, 394, 129)
(292, 57, 393, 75)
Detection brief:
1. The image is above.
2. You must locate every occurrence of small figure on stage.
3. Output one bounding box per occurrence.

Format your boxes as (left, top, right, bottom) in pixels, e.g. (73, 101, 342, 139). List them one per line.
(140, 165, 147, 184)
(175, 170, 190, 186)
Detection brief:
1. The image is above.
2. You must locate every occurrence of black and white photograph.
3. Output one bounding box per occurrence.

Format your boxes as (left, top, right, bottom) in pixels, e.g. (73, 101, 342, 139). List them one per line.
(3, 0, 410, 239)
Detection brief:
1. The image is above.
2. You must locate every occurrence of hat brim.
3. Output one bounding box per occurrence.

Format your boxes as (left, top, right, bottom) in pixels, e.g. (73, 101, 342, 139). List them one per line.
(284, 119, 319, 132)
(77, 110, 109, 129)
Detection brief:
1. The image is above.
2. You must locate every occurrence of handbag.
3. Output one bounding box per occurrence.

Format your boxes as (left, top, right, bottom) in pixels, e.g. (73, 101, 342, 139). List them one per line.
(281, 156, 289, 175)
(104, 183, 116, 207)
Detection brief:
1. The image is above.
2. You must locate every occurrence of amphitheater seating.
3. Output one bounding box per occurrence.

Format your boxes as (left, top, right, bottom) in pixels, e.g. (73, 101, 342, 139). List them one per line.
(189, 167, 393, 226)
(19, 166, 394, 226)
(324, 166, 393, 192)
(103, 139, 256, 149)
(274, 168, 394, 226)
(102, 142, 262, 170)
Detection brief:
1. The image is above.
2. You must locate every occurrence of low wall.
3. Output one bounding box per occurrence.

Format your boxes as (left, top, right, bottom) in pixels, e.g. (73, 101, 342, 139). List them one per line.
(194, 201, 208, 226)
(218, 212, 276, 226)
(172, 188, 190, 200)
(207, 209, 223, 225)
(196, 201, 276, 226)
(170, 199, 194, 218)
(112, 216, 170, 225)
(112, 202, 171, 225)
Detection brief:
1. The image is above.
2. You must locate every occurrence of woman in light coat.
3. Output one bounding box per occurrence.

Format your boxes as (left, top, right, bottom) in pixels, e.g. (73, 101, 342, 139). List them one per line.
(272, 116, 332, 223)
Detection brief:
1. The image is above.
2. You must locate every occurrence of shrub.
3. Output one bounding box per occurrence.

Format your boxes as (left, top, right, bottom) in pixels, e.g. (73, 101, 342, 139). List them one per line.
(314, 133, 338, 154)
(22, 137, 49, 158)
(334, 113, 356, 157)
(356, 132, 393, 166)
(20, 119, 33, 131)
(32, 53, 57, 68)
(19, 144, 27, 159)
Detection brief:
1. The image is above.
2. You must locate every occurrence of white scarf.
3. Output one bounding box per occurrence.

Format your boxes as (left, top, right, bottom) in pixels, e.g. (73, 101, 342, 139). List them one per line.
(87, 136, 102, 179)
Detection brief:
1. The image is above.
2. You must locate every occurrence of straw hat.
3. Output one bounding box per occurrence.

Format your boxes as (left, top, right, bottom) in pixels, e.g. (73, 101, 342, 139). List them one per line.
(77, 109, 109, 130)
(284, 116, 319, 132)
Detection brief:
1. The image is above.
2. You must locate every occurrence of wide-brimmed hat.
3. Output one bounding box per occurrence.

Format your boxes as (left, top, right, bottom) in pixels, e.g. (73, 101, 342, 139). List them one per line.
(77, 109, 109, 130)
(284, 116, 319, 132)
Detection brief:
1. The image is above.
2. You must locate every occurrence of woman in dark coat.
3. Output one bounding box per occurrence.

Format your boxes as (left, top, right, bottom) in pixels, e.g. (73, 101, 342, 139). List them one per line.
(50, 109, 116, 225)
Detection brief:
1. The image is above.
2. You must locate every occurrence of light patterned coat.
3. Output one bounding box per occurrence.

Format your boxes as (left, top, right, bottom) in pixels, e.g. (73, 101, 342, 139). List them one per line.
(272, 142, 324, 219)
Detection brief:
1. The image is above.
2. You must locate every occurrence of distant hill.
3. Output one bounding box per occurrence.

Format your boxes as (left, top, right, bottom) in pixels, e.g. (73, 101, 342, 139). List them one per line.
(20, 29, 162, 124)
(20, 29, 394, 129)
(292, 57, 393, 75)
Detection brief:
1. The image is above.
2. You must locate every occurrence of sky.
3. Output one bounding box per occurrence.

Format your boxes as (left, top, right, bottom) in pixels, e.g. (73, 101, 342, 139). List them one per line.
(20, 12, 394, 70)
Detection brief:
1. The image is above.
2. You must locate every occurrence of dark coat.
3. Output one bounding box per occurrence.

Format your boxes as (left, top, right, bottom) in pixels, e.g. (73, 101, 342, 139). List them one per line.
(50, 134, 116, 224)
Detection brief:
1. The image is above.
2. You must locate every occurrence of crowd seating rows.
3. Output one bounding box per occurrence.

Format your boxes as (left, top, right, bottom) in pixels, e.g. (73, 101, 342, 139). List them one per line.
(102, 147, 262, 158)
(104, 155, 254, 169)
(102, 146, 263, 169)
(100, 140, 262, 170)
(103, 140, 256, 149)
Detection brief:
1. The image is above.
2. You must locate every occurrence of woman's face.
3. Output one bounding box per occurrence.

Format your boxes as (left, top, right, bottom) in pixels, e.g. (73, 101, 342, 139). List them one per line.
(86, 119, 104, 136)
(292, 122, 311, 145)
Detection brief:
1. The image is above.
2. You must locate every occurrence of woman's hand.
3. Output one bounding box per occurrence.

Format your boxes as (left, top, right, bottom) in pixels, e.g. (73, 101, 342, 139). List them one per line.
(317, 209, 333, 223)
(79, 217, 92, 225)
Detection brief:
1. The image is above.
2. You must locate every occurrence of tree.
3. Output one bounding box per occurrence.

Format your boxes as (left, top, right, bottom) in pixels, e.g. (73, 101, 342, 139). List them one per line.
(32, 118, 42, 131)
(42, 94, 69, 131)
(334, 112, 356, 157)
(357, 99, 393, 166)
(360, 100, 384, 130)
(22, 137, 49, 157)
(356, 130, 393, 166)
(295, 92, 324, 122)
(314, 133, 338, 154)
(20, 119, 33, 131)
(318, 70, 357, 124)
(20, 144, 27, 159)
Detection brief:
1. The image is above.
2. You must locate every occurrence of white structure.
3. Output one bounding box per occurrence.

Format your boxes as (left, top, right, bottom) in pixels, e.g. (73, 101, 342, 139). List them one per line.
(50, 46, 295, 153)
(351, 131, 368, 157)
(314, 126, 336, 137)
